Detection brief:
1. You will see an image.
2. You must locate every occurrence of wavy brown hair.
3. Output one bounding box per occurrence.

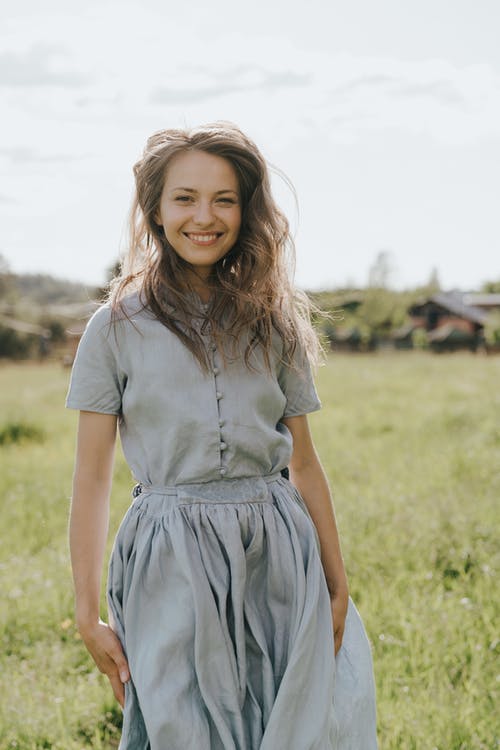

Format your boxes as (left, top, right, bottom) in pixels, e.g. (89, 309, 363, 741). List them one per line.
(109, 121, 320, 372)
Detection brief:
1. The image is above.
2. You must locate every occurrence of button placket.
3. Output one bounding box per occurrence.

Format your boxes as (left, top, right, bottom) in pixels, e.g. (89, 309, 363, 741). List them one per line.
(210, 337, 227, 477)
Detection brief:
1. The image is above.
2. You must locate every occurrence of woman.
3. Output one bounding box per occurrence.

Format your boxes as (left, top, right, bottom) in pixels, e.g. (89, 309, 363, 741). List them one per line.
(67, 122, 377, 749)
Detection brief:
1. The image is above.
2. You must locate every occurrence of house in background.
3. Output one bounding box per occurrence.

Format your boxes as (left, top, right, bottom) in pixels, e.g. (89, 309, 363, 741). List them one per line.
(462, 293, 500, 312)
(406, 291, 489, 352)
(391, 322, 416, 350)
(330, 289, 499, 353)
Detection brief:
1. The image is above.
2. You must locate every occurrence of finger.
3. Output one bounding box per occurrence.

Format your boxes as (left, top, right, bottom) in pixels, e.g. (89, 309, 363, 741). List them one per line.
(334, 625, 345, 655)
(90, 642, 129, 682)
(108, 671, 126, 708)
(108, 642, 130, 684)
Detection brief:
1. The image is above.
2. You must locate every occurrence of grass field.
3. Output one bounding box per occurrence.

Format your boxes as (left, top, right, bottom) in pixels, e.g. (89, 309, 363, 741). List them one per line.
(0, 353, 499, 749)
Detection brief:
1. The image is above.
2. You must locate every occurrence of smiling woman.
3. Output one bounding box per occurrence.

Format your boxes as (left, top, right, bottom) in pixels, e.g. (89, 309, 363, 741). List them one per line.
(66, 121, 378, 750)
(154, 150, 242, 290)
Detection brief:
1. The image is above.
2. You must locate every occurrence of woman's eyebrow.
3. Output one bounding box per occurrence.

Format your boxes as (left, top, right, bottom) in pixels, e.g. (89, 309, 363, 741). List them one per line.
(170, 187, 238, 195)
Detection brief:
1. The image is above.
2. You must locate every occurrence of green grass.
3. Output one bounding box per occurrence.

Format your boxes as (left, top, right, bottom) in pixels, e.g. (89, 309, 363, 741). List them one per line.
(0, 354, 499, 749)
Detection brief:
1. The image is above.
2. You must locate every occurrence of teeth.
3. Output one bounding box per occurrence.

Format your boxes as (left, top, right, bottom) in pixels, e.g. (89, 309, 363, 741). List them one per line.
(188, 233, 219, 242)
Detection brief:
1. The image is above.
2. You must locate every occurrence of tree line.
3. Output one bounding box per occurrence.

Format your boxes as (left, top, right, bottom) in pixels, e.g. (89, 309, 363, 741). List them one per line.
(1, 253, 499, 359)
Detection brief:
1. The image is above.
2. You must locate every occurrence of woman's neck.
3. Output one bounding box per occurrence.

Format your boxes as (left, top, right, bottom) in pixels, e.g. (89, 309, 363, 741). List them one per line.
(182, 268, 213, 304)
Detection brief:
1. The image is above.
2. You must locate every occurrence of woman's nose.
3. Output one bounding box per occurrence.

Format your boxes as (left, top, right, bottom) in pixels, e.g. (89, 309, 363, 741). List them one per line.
(193, 200, 215, 226)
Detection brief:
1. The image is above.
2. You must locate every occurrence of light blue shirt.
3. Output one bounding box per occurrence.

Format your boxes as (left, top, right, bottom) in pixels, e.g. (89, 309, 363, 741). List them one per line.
(66, 294, 321, 488)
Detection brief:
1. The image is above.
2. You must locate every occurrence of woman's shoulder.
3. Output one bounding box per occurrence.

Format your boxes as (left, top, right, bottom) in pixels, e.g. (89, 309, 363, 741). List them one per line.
(112, 290, 151, 318)
(82, 301, 113, 331)
(81, 292, 151, 339)
(94, 291, 157, 327)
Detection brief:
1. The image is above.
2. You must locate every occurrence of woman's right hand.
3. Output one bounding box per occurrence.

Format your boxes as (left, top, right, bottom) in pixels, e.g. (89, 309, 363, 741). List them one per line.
(69, 413, 125, 703)
(78, 619, 130, 707)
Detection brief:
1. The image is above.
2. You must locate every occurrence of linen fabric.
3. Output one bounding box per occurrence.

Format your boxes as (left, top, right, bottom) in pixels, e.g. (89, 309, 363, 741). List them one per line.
(66, 294, 377, 749)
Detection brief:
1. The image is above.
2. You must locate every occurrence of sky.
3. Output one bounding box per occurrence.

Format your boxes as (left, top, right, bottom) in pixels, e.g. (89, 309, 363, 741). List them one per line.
(1, 0, 499, 292)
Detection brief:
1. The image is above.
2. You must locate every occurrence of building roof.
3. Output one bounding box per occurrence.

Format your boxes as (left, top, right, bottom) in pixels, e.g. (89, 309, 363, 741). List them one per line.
(463, 293, 500, 308)
(410, 291, 488, 325)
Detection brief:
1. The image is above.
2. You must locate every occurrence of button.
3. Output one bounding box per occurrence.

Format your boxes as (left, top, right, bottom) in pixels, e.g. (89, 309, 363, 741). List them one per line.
(219, 467, 227, 476)
(218, 419, 224, 427)
(212, 367, 219, 375)
(216, 391, 223, 399)
(211, 343, 217, 352)
(220, 442, 227, 450)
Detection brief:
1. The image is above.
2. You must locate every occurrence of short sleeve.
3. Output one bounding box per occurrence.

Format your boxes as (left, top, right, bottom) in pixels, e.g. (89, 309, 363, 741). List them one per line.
(278, 342, 322, 418)
(65, 305, 125, 415)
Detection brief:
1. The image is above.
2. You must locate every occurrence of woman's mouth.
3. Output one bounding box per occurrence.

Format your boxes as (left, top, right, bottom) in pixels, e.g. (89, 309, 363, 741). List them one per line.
(184, 232, 222, 246)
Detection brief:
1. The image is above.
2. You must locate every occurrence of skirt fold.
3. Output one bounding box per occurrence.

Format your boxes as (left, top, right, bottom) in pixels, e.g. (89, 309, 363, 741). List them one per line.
(107, 476, 377, 750)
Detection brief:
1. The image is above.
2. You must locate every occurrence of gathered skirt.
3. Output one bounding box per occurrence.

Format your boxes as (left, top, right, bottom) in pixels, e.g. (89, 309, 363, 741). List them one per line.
(107, 474, 377, 750)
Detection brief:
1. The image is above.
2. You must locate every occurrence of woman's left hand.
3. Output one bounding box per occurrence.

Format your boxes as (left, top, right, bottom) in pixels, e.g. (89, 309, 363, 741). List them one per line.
(280, 416, 350, 656)
(330, 587, 349, 655)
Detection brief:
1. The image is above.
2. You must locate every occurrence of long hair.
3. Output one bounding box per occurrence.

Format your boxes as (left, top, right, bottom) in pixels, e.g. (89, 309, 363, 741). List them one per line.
(109, 121, 320, 371)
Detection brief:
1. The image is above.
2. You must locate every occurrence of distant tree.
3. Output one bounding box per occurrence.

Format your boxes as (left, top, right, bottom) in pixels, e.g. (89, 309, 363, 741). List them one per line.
(481, 280, 500, 294)
(0, 253, 14, 302)
(13, 273, 91, 305)
(484, 312, 500, 348)
(95, 259, 122, 301)
(0, 326, 34, 358)
(100, 259, 122, 284)
(425, 267, 441, 293)
(358, 288, 406, 340)
(38, 317, 67, 343)
(368, 250, 395, 289)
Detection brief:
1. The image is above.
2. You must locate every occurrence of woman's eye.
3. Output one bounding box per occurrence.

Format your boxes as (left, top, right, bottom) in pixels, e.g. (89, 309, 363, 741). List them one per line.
(217, 197, 236, 204)
(175, 195, 192, 202)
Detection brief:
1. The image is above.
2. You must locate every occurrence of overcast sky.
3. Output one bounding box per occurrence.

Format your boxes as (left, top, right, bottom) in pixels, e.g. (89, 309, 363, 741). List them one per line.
(1, 0, 499, 291)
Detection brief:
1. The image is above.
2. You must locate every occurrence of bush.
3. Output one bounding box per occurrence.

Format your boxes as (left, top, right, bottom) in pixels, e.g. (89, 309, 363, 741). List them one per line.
(484, 312, 500, 347)
(412, 328, 429, 350)
(0, 327, 35, 359)
(0, 421, 45, 446)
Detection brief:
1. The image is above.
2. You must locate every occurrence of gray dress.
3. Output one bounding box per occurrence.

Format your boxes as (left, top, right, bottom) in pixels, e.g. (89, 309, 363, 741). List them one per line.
(66, 293, 377, 750)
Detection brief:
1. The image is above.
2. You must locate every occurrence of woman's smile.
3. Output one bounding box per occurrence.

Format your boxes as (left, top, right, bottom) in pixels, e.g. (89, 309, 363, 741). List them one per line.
(183, 232, 224, 246)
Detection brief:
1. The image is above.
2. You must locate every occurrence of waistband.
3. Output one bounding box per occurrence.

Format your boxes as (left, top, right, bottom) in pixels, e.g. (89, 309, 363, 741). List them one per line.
(132, 472, 284, 499)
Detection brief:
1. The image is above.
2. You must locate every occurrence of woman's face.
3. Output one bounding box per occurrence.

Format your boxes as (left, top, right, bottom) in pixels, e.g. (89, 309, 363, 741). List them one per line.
(156, 150, 242, 280)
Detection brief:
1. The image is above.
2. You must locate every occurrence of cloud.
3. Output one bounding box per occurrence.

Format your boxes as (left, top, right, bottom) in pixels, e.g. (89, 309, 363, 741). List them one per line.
(0, 44, 89, 88)
(321, 57, 500, 143)
(0, 147, 79, 165)
(150, 64, 312, 104)
(0, 194, 16, 204)
(334, 74, 397, 94)
(332, 71, 467, 108)
(391, 80, 467, 108)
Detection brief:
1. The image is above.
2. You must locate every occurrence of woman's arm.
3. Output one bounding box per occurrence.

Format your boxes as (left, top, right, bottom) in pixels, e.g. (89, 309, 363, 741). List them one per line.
(69, 411, 130, 706)
(281, 414, 349, 654)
